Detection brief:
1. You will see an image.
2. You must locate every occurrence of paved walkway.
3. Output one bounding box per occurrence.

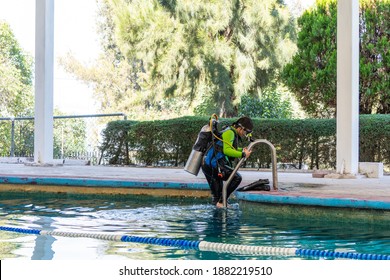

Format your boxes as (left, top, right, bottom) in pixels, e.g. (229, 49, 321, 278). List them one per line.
(1, 163, 390, 212)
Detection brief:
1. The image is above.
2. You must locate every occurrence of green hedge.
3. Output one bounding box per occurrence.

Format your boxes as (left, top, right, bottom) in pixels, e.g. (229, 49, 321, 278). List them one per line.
(99, 115, 390, 170)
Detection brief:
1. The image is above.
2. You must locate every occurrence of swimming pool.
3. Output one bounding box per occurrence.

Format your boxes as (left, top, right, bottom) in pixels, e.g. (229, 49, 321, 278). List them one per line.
(1, 191, 389, 260)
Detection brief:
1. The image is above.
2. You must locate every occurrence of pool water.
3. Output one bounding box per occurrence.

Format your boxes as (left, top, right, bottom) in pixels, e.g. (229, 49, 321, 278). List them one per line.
(0, 192, 389, 260)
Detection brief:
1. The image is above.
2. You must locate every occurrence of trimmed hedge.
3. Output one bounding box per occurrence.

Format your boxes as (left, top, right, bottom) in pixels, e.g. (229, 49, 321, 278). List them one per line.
(99, 115, 390, 170)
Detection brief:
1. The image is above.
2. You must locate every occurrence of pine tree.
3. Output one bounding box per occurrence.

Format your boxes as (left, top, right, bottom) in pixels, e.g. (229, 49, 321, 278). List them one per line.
(61, 0, 297, 119)
(282, 0, 389, 117)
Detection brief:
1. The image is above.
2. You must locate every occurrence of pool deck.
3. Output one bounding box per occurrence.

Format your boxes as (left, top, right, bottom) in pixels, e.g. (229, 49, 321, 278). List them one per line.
(0, 163, 390, 212)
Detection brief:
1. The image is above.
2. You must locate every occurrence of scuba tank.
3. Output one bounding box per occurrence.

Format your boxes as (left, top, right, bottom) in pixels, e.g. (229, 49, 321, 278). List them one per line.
(184, 115, 219, 175)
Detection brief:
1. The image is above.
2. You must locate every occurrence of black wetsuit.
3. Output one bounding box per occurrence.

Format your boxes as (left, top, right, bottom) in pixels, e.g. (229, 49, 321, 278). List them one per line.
(201, 126, 243, 204)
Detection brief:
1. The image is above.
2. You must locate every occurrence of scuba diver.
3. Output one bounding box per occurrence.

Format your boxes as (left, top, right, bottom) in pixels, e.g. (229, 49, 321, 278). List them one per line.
(201, 116, 253, 208)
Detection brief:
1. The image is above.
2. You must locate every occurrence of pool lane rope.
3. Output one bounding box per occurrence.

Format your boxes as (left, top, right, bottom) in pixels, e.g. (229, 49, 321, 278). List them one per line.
(1, 226, 389, 260)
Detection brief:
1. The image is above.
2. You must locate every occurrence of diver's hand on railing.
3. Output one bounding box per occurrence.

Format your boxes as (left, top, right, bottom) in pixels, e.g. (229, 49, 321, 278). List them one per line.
(242, 147, 252, 158)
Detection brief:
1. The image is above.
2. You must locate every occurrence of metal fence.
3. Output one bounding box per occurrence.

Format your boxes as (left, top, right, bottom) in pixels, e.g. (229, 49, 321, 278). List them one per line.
(0, 113, 127, 165)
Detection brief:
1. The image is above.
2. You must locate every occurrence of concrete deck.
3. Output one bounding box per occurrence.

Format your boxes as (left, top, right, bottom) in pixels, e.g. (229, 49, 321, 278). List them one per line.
(0, 163, 390, 218)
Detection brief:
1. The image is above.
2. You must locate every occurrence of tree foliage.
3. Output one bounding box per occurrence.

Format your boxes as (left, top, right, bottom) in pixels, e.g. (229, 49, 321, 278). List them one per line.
(359, 0, 389, 114)
(0, 21, 34, 117)
(238, 91, 293, 119)
(282, 0, 390, 117)
(60, 0, 297, 119)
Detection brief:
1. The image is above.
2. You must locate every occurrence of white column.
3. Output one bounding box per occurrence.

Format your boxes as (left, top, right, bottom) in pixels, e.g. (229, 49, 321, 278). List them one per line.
(336, 0, 359, 175)
(34, 0, 54, 164)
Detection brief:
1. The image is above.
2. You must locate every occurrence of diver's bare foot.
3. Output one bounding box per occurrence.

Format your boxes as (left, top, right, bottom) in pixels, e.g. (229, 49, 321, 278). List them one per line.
(216, 202, 224, 208)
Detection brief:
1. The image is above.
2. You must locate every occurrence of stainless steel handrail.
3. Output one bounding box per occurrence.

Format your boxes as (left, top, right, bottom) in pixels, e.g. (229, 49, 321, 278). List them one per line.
(222, 139, 278, 208)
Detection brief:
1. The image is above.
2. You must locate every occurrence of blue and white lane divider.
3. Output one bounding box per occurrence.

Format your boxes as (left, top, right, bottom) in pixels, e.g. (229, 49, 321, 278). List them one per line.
(1, 226, 389, 260)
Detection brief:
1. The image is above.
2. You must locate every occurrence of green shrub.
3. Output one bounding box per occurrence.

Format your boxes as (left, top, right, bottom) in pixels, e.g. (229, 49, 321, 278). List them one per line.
(99, 115, 390, 170)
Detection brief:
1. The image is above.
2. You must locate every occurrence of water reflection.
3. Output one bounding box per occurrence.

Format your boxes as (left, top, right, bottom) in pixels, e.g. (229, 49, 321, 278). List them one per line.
(32, 217, 55, 260)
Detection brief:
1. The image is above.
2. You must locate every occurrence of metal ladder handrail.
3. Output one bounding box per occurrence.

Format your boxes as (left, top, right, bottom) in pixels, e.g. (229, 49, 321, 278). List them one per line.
(222, 139, 278, 208)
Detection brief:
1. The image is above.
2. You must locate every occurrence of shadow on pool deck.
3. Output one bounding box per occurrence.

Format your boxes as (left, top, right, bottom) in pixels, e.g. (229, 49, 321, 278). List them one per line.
(0, 163, 389, 219)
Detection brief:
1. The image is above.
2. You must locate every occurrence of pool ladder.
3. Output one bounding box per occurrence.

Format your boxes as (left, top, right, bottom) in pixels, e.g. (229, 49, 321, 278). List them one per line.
(222, 139, 278, 208)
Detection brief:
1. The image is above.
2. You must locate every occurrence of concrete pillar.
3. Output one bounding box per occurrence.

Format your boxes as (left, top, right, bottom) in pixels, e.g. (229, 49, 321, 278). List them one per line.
(336, 0, 359, 175)
(34, 0, 54, 164)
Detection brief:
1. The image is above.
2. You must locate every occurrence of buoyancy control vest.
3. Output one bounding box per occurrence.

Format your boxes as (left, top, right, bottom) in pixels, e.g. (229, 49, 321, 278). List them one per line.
(204, 126, 239, 168)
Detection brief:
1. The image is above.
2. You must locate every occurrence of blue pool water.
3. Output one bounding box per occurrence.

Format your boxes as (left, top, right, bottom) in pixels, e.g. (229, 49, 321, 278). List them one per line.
(0, 192, 389, 260)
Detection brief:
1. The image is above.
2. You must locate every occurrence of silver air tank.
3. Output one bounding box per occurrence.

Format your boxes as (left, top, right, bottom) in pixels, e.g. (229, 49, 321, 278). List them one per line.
(184, 124, 211, 176)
